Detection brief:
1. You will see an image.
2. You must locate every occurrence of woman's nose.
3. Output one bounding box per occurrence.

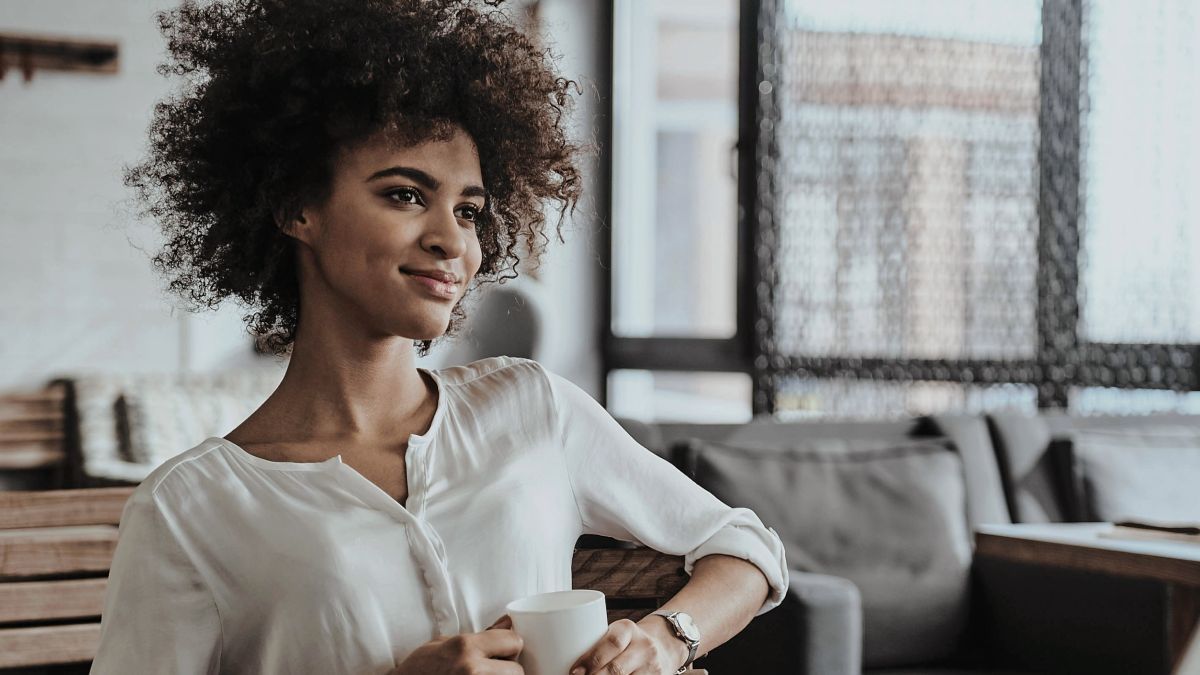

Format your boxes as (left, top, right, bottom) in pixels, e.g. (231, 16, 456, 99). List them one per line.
(420, 206, 468, 258)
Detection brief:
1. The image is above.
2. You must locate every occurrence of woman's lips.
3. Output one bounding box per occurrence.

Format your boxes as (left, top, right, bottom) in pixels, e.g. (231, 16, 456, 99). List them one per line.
(403, 271, 458, 300)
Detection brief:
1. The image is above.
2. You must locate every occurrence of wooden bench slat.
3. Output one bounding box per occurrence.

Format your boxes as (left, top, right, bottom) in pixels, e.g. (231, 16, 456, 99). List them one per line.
(0, 525, 118, 577)
(0, 391, 65, 405)
(0, 623, 101, 668)
(0, 430, 65, 444)
(0, 414, 63, 429)
(607, 608, 658, 623)
(0, 405, 62, 420)
(0, 578, 107, 622)
(0, 425, 63, 443)
(0, 446, 64, 470)
(572, 548, 687, 599)
(0, 488, 134, 529)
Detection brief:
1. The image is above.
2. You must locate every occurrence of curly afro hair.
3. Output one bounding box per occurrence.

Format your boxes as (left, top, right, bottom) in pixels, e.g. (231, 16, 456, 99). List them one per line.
(126, 0, 583, 356)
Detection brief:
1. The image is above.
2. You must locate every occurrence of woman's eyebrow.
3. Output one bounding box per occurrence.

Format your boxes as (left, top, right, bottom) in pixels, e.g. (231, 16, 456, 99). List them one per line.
(366, 165, 487, 199)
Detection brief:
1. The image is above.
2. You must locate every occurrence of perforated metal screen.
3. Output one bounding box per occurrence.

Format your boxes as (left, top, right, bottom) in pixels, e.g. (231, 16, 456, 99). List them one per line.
(749, 0, 1200, 418)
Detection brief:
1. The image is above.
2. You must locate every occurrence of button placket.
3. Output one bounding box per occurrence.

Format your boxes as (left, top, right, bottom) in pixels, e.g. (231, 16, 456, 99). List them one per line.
(318, 357, 457, 631)
(405, 436, 427, 518)
(406, 519, 460, 635)
(330, 460, 460, 635)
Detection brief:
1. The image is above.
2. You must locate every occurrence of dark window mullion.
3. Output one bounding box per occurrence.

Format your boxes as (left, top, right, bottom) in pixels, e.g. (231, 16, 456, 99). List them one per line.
(1074, 342, 1200, 391)
(1036, 0, 1085, 408)
(606, 337, 748, 373)
(783, 357, 1041, 386)
(747, 0, 781, 416)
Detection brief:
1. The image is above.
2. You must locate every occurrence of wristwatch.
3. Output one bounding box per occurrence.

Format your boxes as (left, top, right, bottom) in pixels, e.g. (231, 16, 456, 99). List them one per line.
(650, 610, 701, 674)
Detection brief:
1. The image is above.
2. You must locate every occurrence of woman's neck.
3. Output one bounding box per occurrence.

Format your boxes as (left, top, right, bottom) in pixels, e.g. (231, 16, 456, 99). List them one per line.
(242, 318, 435, 445)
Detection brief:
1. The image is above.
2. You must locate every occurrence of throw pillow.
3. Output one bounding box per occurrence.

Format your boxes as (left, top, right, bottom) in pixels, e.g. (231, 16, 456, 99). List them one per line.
(121, 370, 283, 467)
(1059, 427, 1200, 523)
(683, 437, 971, 669)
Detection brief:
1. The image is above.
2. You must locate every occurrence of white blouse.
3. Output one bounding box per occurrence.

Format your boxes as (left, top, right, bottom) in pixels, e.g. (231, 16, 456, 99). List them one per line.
(90, 356, 789, 675)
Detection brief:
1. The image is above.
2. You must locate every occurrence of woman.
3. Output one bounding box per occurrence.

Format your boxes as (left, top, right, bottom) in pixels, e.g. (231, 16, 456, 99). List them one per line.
(92, 1, 788, 673)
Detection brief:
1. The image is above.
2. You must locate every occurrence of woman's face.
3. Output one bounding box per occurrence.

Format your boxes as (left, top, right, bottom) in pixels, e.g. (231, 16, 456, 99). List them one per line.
(292, 125, 486, 342)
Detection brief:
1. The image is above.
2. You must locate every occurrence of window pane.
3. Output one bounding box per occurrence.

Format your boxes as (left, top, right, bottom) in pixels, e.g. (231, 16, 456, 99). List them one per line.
(1079, 1, 1200, 344)
(612, 0, 739, 338)
(775, 1, 1042, 360)
(1070, 387, 1200, 416)
(607, 370, 752, 423)
(776, 377, 1037, 420)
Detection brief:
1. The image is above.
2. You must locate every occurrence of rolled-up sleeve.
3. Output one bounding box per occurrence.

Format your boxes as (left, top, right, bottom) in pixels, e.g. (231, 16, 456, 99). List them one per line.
(543, 366, 788, 616)
(90, 490, 222, 674)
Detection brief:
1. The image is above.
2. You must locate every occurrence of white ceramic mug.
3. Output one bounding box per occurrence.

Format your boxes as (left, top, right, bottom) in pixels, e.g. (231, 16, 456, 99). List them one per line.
(505, 590, 608, 675)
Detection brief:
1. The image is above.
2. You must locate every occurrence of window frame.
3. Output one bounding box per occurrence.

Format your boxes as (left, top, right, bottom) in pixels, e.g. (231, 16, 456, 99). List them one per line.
(601, 0, 758, 410)
(602, 0, 1200, 414)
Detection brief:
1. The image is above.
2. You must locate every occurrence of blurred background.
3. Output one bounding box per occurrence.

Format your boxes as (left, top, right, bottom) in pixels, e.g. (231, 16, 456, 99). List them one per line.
(0, 0, 1198, 471)
(3, 2, 1200, 673)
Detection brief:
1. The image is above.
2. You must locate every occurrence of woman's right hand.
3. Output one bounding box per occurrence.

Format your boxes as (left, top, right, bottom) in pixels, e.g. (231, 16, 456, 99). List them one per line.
(391, 615, 524, 675)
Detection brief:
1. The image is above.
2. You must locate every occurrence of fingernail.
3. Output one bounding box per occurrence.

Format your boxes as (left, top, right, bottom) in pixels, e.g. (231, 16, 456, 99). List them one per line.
(571, 668, 584, 675)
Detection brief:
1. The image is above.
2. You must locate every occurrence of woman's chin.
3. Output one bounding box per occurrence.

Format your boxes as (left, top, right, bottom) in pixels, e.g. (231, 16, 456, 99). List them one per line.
(371, 304, 454, 342)
(396, 320, 450, 342)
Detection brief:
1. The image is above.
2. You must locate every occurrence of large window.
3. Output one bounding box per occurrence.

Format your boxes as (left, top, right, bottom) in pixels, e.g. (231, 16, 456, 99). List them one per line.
(606, 0, 1200, 421)
(607, 0, 747, 421)
(611, 0, 739, 340)
(1078, 1, 1200, 345)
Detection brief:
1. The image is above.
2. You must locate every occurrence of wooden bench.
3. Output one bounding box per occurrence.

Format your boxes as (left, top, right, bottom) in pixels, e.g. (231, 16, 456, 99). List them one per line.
(0, 488, 130, 672)
(0, 387, 70, 489)
(0, 487, 686, 671)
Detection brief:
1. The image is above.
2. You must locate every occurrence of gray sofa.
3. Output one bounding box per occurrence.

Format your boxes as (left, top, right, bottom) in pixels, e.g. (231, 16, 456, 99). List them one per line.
(614, 412, 1200, 675)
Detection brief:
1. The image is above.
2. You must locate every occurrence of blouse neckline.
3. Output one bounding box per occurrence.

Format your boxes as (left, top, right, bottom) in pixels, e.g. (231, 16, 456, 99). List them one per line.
(212, 366, 447, 472)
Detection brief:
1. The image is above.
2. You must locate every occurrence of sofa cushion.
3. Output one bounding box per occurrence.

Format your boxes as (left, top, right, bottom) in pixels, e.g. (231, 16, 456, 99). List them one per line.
(121, 371, 282, 466)
(71, 369, 282, 482)
(682, 437, 972, 668)
(924, 414, 1012, 526)
(986, 412, 1061, 523)
(988, 412, 1200, 523)
(1055, 427, 1200, 523)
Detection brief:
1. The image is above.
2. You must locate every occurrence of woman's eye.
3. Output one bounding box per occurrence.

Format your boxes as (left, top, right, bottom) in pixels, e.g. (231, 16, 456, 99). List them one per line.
(386, 187, 422, 205)
(457, 205, 480, 222)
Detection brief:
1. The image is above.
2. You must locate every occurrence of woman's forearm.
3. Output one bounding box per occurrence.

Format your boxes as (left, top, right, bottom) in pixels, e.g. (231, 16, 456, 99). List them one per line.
(636, 553, 772, 666)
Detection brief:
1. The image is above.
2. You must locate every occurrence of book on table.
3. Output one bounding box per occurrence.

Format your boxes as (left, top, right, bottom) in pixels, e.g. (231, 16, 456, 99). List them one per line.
(1100, 520, 1200, 544)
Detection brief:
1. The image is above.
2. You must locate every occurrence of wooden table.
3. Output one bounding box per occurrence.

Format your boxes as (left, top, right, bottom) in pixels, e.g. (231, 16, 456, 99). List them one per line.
(976, 523, 1200, 674)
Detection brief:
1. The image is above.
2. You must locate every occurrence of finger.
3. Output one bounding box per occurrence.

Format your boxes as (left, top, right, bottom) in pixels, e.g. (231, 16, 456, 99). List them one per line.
(489, 661, 524, 675)
(599, 650, 646, 675)
(572, 620, 635, 674)
(487, 614, 512, 630)
(469, 627, 524, 660)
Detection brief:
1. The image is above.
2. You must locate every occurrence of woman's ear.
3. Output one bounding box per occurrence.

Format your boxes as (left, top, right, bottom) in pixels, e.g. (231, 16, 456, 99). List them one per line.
(274, 204, 317, 245)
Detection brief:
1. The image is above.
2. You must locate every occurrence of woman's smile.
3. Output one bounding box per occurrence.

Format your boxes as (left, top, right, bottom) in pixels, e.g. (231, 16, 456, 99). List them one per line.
(402, 270, 459, 300)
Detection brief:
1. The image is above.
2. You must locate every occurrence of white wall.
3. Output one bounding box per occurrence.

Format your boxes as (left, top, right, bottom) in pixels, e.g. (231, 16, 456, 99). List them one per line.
(0, 0, 203, 389)
(0, 0, 607, 397)
(525, 0, 608, 397)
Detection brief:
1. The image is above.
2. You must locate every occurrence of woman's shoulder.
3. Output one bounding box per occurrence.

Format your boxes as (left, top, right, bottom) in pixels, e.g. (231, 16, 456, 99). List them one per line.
(433, 356, 562, 424)
(434, 355, 552, 393)
(129, 437, 234, 506)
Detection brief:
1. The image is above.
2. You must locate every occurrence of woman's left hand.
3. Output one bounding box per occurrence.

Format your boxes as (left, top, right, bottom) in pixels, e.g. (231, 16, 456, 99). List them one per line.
(569, 618, 690, 675)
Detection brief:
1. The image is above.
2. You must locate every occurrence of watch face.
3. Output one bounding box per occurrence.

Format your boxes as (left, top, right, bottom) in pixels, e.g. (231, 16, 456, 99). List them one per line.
(674, 613, 701, 642)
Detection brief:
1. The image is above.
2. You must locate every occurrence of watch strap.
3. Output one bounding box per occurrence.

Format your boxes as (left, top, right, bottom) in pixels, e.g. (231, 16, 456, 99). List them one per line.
(651, 610, 700, 672)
